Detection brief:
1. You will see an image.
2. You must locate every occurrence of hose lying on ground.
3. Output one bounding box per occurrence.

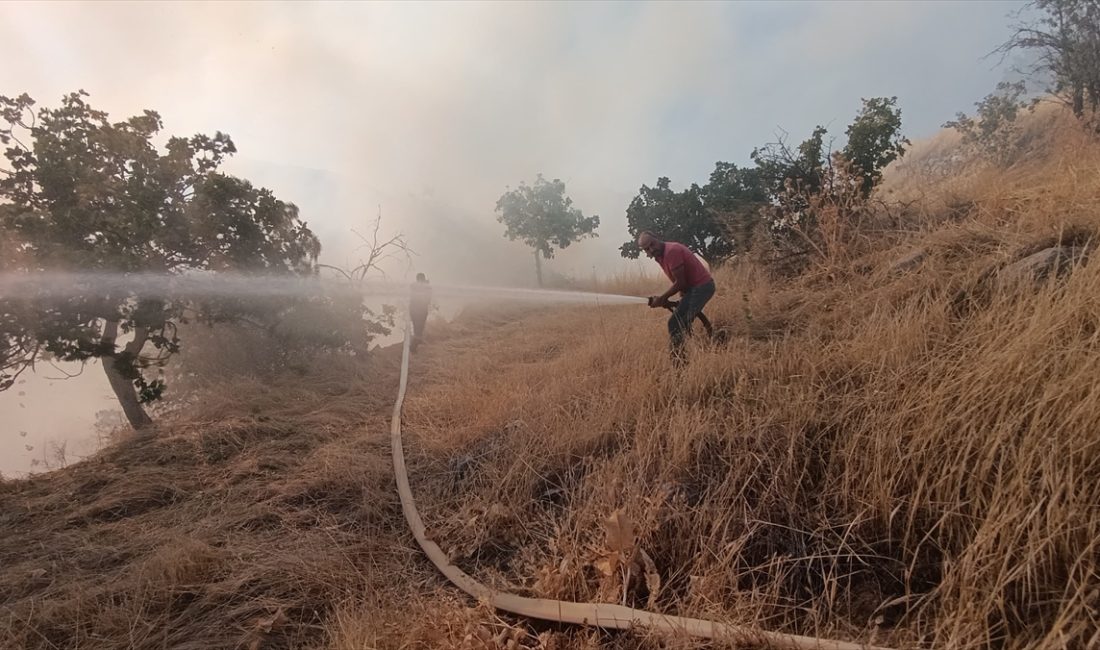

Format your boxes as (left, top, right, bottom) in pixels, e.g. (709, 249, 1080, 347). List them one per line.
(388, 318, 894, 650)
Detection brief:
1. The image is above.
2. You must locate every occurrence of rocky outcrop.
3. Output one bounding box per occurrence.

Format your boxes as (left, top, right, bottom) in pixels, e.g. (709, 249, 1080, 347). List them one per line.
(996, 246, 1083, 287)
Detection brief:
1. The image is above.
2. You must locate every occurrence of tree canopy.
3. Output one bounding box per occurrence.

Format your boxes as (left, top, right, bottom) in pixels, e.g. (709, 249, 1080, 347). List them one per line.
(999, 0, 1100, 123)
(943, 81, 1030, 164)
(843, 96, 909, 196)
(620, 163, 769, 264)
(495, 174, 599, 286)
(0, 91, 322, 428)
(622, 96, 908, 264)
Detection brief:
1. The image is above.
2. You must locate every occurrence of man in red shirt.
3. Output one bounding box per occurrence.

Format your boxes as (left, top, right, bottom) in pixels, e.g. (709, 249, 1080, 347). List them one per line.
(637, 231, 716, 361)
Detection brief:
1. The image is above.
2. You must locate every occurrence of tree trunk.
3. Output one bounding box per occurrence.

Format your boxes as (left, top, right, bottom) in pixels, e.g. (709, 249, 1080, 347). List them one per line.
(534, 249, 544, 287)
(100, 320, 153, 430)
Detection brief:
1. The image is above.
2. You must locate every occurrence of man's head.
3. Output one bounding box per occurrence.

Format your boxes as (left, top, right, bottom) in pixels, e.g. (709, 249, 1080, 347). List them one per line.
(416, 273, 427, 282)
(637, 231, 663, 259)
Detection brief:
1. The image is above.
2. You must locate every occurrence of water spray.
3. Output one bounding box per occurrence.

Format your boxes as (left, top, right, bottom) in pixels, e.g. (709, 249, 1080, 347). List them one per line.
(0, 271, 725, 339)
(0, 271, 647, 306)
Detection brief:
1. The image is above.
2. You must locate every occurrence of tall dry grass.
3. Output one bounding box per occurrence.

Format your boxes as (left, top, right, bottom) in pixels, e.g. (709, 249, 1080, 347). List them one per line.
(544, 266, 667, 298)
(0, 343, 433, 649)
(382, 110, 1100, 648)
(4, 107, 1099, 650)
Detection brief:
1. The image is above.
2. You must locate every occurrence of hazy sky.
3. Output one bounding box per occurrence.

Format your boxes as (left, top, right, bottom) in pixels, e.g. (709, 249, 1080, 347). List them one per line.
(2, 0, 1027, 285)
(1, 0, 1035, 475)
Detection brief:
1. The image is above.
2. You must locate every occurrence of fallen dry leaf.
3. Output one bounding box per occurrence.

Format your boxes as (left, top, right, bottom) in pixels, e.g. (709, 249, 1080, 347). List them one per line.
(604, 508, 636, 560)
(247, 607, 288, 649)
(257, 607, 287, 633)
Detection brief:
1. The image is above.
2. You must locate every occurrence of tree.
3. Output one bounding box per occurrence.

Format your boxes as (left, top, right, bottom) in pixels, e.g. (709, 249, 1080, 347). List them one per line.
(317, 206, 412, 285)
(751, 126, 830, 231)
(701, 162, 770, 256)
(0, 91, 322, 429)
(943, 81, 1030, 164)
(752, 126, 829, 201)
(619, 97, 906, 266)
(620, 178, 706, 261)
(309, 207, 409, 347)
(495, 174, 599, 287)
(751, 98, 907, 206)
(750, 97, 906, 229)
(998, 0, 1100, 123)
(843, 96, 909, 196)
(620, 163, 768, 264)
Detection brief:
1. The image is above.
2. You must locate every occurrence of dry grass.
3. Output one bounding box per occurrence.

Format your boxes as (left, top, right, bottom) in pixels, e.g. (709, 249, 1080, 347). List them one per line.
(387, 110, 1100, 649)
(4, 107, 1100, 649)
(0, 343, 430, 649)
(545, 267, 667, 299)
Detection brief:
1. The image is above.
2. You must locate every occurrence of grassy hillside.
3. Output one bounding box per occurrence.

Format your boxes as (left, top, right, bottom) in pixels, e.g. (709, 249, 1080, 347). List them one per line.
(374, 108, 1100, 648)
(0, 346, 414, 648)
(3, 107, 1099, 649)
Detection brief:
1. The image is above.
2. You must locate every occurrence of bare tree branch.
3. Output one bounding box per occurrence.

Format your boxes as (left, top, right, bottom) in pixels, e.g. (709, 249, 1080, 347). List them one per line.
(43, 359, 86, 380)
(316, 263, 354, 281)
(327, 206, 414, 287)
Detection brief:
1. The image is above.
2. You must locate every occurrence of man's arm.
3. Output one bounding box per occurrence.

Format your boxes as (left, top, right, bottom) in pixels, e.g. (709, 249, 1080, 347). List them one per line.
(656, 264, 687, 307)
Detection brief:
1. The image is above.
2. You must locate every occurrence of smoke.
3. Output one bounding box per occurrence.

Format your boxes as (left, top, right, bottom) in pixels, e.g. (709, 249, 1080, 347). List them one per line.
(0, 0, 1028, 475)
(0, 1, 1027, 290)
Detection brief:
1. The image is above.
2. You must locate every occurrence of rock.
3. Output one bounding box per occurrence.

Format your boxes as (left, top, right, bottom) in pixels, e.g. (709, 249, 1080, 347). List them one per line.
(997, 246, 1082, 287)
(889, 248, 927, 274)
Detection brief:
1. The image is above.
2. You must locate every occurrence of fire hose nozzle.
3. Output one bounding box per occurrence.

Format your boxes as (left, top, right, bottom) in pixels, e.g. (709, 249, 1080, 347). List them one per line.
(647, 297, 714, 338)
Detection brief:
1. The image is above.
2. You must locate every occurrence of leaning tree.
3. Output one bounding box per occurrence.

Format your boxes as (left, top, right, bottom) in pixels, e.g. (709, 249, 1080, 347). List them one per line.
(0, 91, 323, 429)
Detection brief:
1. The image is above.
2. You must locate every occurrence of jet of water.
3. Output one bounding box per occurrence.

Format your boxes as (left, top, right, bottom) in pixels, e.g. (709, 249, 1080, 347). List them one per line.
(0, 271, 647, 306)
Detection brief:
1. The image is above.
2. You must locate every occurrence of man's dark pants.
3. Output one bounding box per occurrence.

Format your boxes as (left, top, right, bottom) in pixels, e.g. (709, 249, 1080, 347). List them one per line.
(411, 308, 428, 350)
(668, 279, 716, 361)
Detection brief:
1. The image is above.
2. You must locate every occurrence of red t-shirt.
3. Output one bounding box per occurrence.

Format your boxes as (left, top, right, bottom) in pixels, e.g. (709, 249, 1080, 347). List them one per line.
(658, 242, 712, 289)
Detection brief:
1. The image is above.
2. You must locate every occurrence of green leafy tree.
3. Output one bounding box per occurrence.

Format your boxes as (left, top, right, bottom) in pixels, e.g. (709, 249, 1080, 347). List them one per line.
(998, 0, 1100, 123)
(752, 98, 906, 205)
(751, 126, 829, 231)
(620, 163, 768, 263)
(752, 126, 829, 201)
(620, 178, 706, 261)
(843, 96, 909, 195)
(620, 97, 906, 265)
(700, 162, 769, 213)
(751, 97, 906, 228)
(701, 162, 770, 255)
(734, 97, 911, 268)
(495, 174, 599, 287)
(944, 81, 1030, 164)
(0, 91, 322, 429)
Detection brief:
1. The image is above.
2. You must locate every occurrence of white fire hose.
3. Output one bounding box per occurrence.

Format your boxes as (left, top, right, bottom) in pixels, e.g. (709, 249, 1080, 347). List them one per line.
(389, 317, 894, 650)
